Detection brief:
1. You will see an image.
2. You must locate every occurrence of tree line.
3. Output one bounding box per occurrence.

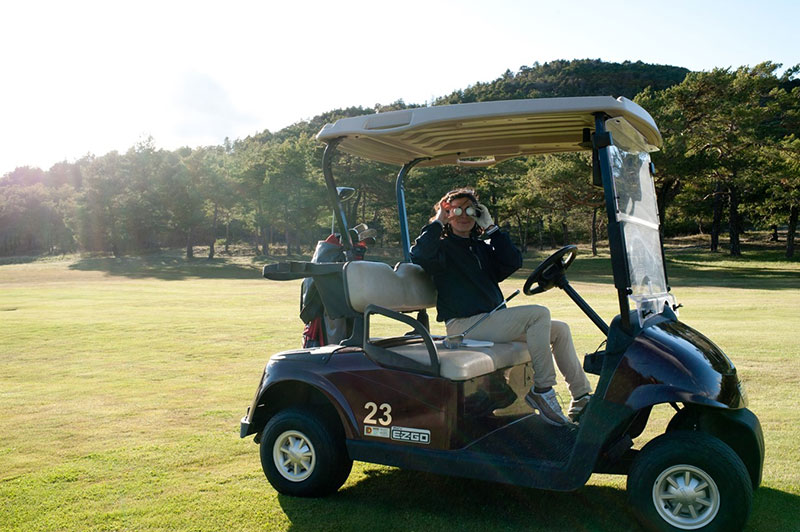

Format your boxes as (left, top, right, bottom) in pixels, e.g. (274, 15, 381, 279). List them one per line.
(1, 60, 798, 259)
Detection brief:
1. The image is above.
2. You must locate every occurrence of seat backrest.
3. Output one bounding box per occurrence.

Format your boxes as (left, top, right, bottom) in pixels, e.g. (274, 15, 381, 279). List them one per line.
(343, 261, 437, 313)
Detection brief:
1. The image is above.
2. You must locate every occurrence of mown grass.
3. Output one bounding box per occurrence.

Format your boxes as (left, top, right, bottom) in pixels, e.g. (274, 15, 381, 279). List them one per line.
(1, 246, 799, 531)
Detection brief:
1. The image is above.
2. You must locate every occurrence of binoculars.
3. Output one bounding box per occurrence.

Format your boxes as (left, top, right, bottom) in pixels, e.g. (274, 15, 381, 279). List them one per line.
(444, 202, 481, 218)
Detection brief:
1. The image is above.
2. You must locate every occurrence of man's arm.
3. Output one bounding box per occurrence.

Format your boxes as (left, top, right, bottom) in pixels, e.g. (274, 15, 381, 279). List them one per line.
(471, 204, 521, 281)
(410, 221, 446, 274)
(485, 228, 523, 282)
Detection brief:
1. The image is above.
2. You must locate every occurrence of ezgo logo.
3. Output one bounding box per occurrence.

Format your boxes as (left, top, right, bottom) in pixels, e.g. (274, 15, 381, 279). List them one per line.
(390, 426, 430, 444)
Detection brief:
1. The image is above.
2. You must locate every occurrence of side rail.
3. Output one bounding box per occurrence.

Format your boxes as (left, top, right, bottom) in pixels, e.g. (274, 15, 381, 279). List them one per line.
(363, 304, 440, 377)
(262, 261, 344, 280)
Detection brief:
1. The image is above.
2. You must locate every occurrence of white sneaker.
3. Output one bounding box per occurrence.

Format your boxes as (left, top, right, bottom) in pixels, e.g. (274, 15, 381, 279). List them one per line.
(525, 388, 572, 425)
(568, 394, 591, 423)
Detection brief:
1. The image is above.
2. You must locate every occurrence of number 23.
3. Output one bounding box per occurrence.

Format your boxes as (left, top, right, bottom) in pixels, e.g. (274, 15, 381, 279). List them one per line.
(364, 402, 392, 426)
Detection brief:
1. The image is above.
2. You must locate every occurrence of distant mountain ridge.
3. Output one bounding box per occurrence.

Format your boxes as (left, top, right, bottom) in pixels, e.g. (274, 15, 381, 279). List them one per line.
(434, 58, 690, 104)
(275, 59, 690, 139)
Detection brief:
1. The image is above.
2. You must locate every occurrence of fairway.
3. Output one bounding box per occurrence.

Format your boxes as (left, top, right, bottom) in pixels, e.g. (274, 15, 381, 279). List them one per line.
(2, 249, 799, 531)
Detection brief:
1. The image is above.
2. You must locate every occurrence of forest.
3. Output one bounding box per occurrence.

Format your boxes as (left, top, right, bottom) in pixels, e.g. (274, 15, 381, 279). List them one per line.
(1, 59, 798, 259)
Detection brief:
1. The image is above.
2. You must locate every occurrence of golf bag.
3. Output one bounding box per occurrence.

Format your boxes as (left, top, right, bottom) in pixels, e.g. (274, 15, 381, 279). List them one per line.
(300, 225, 375, 347)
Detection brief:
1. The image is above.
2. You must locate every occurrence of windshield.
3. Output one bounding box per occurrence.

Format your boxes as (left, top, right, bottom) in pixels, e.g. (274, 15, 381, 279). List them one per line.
(608, 143, 676, 325)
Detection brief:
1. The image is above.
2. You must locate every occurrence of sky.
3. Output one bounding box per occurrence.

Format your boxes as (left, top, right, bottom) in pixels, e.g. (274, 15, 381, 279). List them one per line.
(1, 0, 797, 175)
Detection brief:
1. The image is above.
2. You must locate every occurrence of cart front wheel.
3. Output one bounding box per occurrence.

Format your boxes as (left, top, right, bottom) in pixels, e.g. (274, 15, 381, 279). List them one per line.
(260, 407, 352, 497)
(627, 431, 752, 531)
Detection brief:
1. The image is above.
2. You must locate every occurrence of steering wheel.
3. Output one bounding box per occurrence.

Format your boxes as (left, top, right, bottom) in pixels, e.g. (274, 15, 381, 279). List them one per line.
(523, 245, 578, 296)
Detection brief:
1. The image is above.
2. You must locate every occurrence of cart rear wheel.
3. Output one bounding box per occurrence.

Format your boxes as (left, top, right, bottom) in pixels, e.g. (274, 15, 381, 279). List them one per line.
(627, 431, 752, 531)
(260, 407, 352, 497)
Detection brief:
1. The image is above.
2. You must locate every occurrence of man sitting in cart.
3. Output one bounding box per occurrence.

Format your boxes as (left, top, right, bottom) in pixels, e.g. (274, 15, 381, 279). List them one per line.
(410, 187, 592, 425)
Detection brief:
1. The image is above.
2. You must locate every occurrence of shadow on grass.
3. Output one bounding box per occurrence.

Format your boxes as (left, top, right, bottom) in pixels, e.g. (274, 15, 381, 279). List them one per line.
(48, 243, 800, 288)
(65, 250, 401, 281)
(749, 487, 800, 531)
(67, 254, 264, 281)
(279, 469, 800, 532)
(279, 469, 641, 532)
(665, 259, 800, 290)
(0, 255, 45, 266)
(513, 250, 800, 291)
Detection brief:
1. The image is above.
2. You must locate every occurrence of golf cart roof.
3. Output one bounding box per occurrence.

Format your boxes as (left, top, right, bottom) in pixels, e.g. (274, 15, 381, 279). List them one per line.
(317, 96, 662, 167)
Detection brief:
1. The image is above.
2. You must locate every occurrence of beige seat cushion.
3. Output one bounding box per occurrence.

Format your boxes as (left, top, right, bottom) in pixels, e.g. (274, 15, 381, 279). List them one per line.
(344, 261, 436, 313)
(345, 260, 528, 380)
(391, 341, 529, 381)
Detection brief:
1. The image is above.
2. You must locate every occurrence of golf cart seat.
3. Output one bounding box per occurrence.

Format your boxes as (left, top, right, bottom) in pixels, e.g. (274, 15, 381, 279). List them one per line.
(343, 261, 530, 381)
(389, 340, 529, 381)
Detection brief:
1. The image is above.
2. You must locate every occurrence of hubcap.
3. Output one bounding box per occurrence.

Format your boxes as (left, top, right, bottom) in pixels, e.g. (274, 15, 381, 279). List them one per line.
(652, 464, 720, 530)
(273, 430, 316, 482)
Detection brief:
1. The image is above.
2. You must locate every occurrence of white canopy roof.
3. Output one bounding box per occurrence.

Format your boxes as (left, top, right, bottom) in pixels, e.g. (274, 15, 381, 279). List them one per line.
(316, 96, 662, 167)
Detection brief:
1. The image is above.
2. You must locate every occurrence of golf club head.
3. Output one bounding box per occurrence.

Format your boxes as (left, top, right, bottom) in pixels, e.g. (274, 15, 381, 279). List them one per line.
(336, 186, 356, 202)
(357, 227, 377, 240)
(443, 334, 464, 349)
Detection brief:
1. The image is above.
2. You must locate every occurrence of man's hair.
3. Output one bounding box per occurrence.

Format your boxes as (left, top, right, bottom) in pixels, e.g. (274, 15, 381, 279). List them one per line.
(440, 187, 479, 206)
(434, 187, 482, 238)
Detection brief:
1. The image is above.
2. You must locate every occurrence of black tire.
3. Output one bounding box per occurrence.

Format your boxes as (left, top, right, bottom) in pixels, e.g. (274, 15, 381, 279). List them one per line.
(260, 407, 353, 497)
(627, 431, 752, 532)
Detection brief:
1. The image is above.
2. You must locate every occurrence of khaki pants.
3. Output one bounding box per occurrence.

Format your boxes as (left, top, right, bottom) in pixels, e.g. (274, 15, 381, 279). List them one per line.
(446, 305, 591, 398)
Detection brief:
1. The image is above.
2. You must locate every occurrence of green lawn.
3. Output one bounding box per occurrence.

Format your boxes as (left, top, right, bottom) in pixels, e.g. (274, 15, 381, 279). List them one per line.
(1, 247, 799, 531)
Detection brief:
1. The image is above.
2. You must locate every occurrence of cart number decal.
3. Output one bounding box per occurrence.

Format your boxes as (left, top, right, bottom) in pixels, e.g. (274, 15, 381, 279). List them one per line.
(364, 425, 390, 438)
(363, 402, 392, 426)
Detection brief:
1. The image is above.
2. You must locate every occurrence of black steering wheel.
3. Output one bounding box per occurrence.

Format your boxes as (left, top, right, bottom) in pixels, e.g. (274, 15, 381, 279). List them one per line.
(523, 245, 578, 296)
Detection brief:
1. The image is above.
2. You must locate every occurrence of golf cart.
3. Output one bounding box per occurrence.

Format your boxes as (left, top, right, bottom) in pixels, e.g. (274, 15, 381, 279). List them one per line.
(240, 97, 764, 531)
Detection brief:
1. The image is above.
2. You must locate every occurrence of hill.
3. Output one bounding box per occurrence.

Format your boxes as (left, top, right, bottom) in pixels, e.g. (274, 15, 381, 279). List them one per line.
(434, 58, 690, 104)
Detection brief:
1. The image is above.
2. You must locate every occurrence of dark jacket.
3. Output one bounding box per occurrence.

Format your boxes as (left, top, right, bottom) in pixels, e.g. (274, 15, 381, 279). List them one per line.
(410, 222, 522, 322)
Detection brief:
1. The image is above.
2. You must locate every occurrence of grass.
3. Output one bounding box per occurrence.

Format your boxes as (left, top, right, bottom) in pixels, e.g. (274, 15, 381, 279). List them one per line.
(1, 245, 799, 531)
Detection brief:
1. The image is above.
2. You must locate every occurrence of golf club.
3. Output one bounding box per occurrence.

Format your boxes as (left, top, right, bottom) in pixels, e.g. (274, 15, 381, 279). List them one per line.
(443, 289, 520, 349)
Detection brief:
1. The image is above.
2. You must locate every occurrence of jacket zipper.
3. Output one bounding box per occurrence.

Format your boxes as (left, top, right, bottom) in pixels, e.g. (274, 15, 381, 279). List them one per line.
(469, 243, 483, 270)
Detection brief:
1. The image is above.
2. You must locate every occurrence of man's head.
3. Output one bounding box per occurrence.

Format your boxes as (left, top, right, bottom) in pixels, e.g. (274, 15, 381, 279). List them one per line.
(437, 187, 480, 238)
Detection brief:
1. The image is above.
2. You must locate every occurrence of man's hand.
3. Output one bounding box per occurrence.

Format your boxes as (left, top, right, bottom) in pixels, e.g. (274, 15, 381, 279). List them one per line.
(472, 203, 494, 230)
(432, 201, 449, 225)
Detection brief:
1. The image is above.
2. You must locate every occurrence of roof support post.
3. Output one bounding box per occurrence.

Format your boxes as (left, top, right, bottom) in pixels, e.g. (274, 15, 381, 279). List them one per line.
(396, 158, 428, 263)
(322, 138, 354, 253)
(594, 114, 632, 332)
